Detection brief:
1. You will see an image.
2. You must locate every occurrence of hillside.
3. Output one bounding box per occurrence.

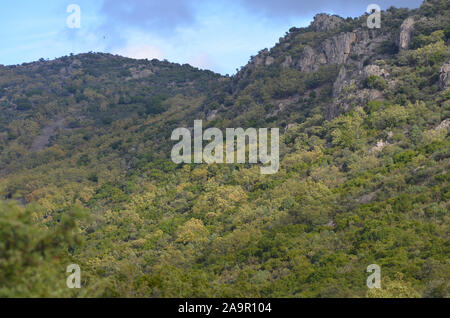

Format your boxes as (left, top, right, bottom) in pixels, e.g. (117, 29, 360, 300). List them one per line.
(0, 0, 449, 297)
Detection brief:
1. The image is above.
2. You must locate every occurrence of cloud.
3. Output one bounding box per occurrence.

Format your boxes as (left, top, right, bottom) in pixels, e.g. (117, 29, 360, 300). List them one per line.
(114, 44, 163, 60)
(99, 0, 202, 44)
(98, 0, 424, 45)
(188, 53, 214, 70)
(237, 0, 423, 18)
(93, 0, 424, 74)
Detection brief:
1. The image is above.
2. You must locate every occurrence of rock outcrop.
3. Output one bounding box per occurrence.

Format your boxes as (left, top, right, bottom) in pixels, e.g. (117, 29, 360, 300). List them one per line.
(295, 27, 387, 74)
(363, 64, 390, 78)
(398, 17, 415, 51)
(435, 119, 450, 131)
(311, 14, 343, 32)
(328, 87, 383, 119)
(439, 60, 450, 90)
(235, 12, 397, 119)
(370, 140, 389, 153)
(206, 109, 218, 121)
(281, 56, 293, 68)
(265, 56, 275, 66)
(295, 32, 358, 73)
(329, 63, 389, 120)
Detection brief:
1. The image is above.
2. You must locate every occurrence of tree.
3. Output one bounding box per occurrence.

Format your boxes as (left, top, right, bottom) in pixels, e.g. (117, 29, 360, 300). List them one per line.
(0, 201, 87, 297)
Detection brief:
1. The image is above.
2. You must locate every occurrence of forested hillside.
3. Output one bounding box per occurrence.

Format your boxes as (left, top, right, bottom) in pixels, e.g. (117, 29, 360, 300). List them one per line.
(0, 0, 449, 297)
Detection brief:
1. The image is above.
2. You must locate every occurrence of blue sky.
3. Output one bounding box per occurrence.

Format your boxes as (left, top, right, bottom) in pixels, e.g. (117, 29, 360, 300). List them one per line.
(0, 0, 423, 75)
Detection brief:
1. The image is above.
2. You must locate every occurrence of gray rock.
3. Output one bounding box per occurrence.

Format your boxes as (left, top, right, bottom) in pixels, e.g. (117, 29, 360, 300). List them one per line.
(333, 66, 351, 97)
(328, 88, 383, 120)
(332, 64, 389, 99)
(295, 32, 357, 72)
(398, 17, 415, 51)
(281, 56, 293, 68)
(265, 56, 275, 66)
(206, 109, 218, 121)
(370, 140, 389, 153)
(435, 119, 450, 131)
(295, 45, 326, 73)
(295, 29, 386, 75)
(322, 32, 358, 64)
(363, 64, 389, 78)
(311, 14, 343, 32)
(439, 60, 450, 90)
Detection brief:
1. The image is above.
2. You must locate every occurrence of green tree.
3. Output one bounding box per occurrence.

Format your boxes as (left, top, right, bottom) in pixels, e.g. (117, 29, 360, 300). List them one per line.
(0, 201, 87, 297)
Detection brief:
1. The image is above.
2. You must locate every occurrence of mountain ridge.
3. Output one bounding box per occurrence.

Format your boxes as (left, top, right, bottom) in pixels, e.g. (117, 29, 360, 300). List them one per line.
(0, 0, 449, 297)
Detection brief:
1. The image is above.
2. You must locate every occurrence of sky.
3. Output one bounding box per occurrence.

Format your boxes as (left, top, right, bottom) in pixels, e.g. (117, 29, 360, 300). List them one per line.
(0, 0, 424, 75)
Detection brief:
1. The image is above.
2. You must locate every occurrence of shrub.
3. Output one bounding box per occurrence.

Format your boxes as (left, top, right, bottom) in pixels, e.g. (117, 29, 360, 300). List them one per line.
(364, 75, 388, 90)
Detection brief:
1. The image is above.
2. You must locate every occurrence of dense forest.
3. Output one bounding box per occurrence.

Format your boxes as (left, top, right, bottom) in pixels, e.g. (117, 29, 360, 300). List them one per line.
(0, 0, 449, 297)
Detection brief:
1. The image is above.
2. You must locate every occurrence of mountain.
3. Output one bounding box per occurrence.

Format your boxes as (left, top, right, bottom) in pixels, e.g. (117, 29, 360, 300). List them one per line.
(0, 0, 449, 297)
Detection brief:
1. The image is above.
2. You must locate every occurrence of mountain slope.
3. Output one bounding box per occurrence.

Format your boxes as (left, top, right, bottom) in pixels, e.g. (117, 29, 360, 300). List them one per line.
(0, 0, 449, 297)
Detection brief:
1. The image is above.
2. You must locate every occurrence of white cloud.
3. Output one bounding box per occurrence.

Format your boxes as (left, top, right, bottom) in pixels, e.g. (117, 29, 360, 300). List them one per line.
(114, 44, 163, 60)
(188, 53, 214, 70)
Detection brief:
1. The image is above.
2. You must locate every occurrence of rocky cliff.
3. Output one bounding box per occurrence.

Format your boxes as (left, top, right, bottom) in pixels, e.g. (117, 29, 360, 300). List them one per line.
(229, 1, 449, 122)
